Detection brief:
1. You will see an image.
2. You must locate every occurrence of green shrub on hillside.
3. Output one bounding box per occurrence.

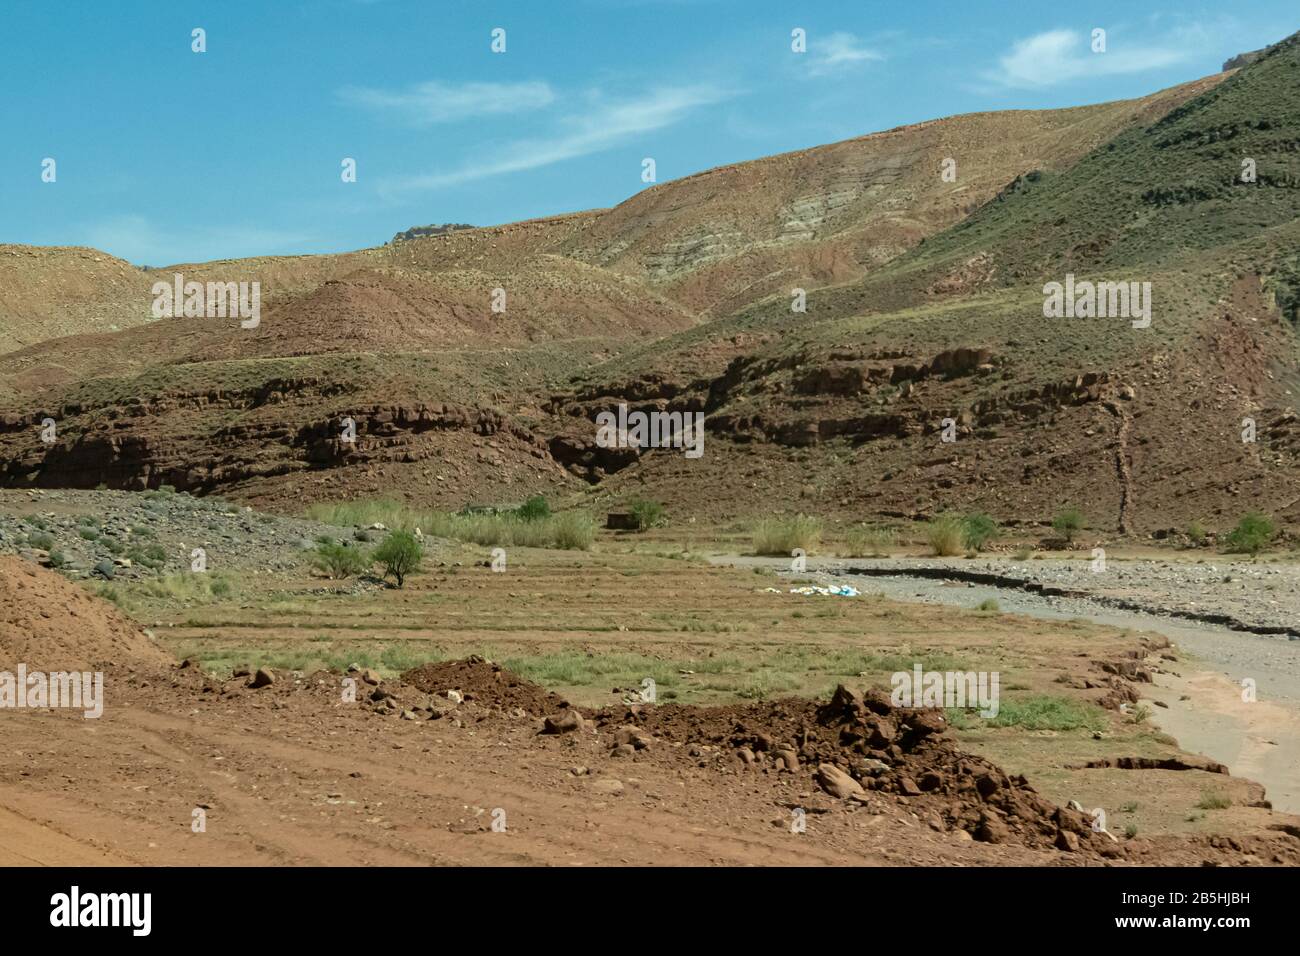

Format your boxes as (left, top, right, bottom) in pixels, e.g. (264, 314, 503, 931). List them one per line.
(1052, 507, 1085, 544)
(1222, 512, 1275, 555)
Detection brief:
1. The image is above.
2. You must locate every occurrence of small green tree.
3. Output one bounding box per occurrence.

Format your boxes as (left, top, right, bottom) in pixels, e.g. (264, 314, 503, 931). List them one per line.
(1222, 512, 1275, 555)
(373, 530, 422, 587)
(1052, 507, 1085, 544)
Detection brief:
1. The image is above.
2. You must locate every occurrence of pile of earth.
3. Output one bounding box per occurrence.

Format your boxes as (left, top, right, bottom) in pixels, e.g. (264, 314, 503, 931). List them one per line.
(0, 555, 171, 671)
(400, 656, 568, 717)
(389, 657, 1123, 855)
(589, 684, 1123, 856)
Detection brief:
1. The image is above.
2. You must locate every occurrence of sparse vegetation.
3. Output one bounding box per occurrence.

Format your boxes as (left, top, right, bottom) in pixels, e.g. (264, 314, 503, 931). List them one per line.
(372, 530, 422, 588)
(128, 543, 168, 570)
(1222, 512, 1275, 555)
(312, 541, 371, 579)
(841, 524, 895, 557)
(627, 498, 666, 532)
(1195, 790, 1232, 810)
(975, 597, 1000, 612)
(753, 514, 822, 555)
(306, 498, 597, 551)
(960, 513, 999, 552)
(925, 515, 965, 556)
(27, 531, 55, 550)
(1052, 507, 1085, 544)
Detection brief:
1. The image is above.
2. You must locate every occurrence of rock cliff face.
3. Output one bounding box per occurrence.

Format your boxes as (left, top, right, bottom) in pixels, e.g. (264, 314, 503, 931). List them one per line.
(0, 389, 559, 503)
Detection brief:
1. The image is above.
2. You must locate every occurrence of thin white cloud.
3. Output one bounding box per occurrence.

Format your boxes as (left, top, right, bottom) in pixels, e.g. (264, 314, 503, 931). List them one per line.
(986, 28, 1189, 88)
(338, 80, 556, 126)
(381, 83, 733, 194)
(81, 215, 313, 266)
(809, 32, 883, 76)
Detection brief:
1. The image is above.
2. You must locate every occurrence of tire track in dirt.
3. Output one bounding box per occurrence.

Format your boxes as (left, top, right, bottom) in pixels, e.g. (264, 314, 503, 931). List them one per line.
(3, 700, 919, 867)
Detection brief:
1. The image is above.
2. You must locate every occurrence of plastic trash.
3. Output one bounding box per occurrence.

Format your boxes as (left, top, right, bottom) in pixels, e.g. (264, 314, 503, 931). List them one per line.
(788, 584, 859, 597)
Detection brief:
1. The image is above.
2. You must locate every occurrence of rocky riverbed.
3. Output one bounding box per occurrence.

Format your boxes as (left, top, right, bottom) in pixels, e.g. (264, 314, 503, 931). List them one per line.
(828, 555, 1300, 639)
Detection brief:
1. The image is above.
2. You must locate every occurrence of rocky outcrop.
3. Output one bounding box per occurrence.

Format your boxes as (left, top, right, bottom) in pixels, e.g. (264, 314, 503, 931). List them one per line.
(0, 390, 553, 494)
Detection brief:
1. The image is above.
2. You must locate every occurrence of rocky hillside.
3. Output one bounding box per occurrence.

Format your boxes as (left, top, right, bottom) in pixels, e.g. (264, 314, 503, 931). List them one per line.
(0, 45, 1296, 536)
(1, 76, 1220, 357)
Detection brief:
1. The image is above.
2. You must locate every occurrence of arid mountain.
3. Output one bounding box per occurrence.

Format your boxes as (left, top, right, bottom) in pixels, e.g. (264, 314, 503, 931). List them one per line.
(1, 75, 1220, 355)
(1, 47, 1297, 536)
(556, 34, 1300, 532)
(0, 246, 155, 349)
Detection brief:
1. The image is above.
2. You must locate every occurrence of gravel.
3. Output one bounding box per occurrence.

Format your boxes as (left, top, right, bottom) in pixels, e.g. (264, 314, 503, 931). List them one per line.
(0, 488, 349, 580)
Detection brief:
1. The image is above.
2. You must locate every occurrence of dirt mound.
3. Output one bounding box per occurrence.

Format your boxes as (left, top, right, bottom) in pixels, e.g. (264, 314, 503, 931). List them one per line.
(593, 684, 1123, 856)
(0, 556, 172, 671)
(401, 656, 565, 716)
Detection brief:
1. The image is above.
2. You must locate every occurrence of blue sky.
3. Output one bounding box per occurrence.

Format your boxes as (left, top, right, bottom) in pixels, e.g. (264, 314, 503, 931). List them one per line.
(3, 0, 1294, 265)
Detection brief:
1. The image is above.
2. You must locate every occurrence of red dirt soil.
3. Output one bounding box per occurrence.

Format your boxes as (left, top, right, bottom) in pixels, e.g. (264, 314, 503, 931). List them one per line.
(0, 555, 171, 671)
(1, 562, 1297, 866)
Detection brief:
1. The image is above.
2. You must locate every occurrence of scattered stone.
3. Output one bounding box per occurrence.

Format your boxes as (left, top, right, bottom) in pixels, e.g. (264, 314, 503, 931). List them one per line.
(773, 748, 800, 772)
(975, 812, 1010, 844)
(816, 763, 865, 800)
(542, 708, 585, 734)
(1055, 828, 1080, 852)
(613, 725, 654, 750)
(249, 667, 275, 689)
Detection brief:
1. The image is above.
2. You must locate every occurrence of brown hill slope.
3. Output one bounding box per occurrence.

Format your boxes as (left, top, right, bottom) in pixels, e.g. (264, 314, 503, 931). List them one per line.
(547, 41, 1300, 534)
(0, 246, 156, 350)
(559, 74, 1225, 316)
(0, 77, 1221, 358)
(3, 65, 1291, 535)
